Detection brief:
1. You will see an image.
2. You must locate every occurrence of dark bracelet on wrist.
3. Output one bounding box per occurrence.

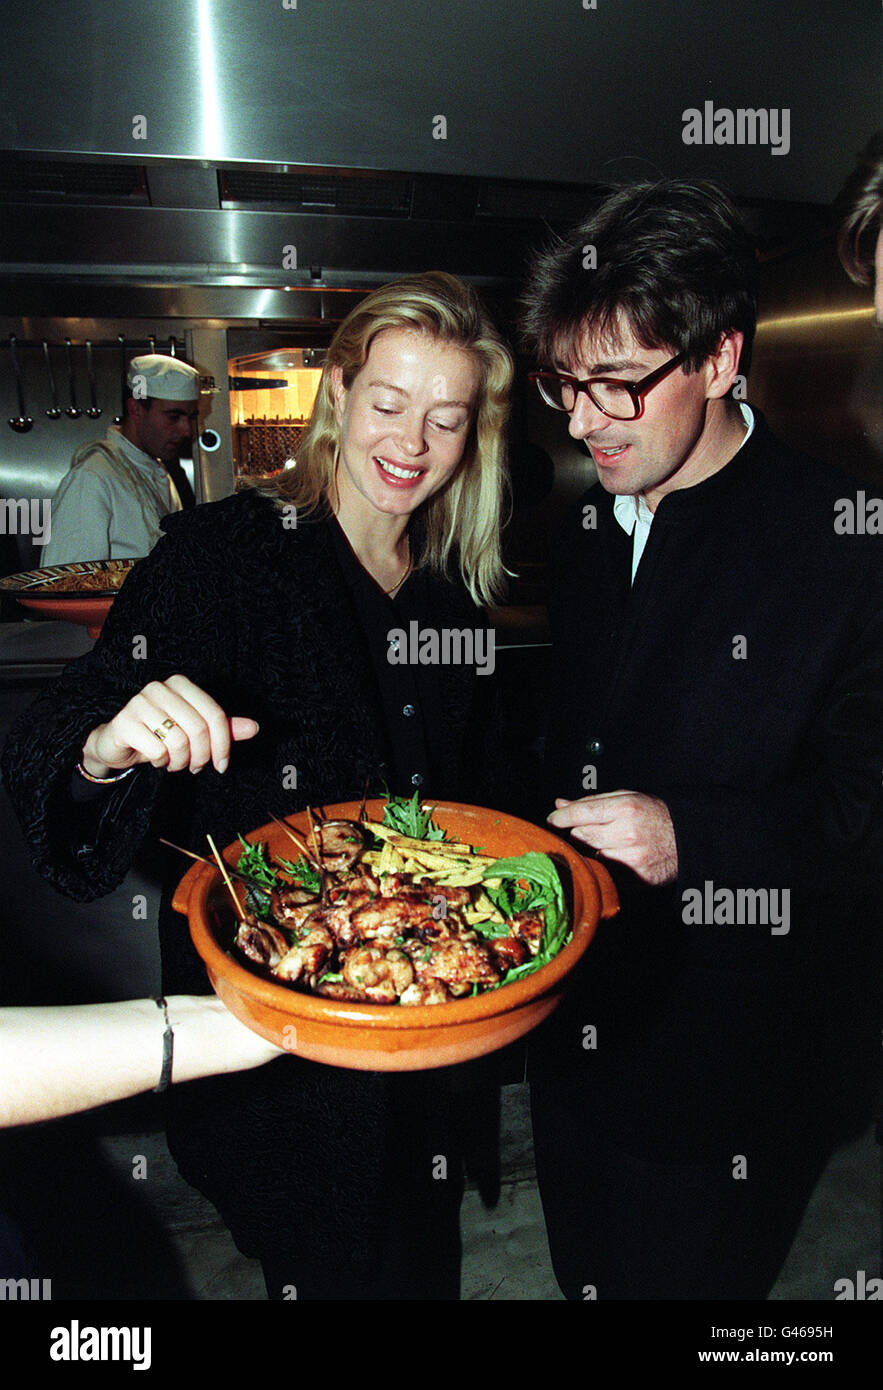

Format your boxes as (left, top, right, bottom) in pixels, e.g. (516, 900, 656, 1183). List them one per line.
(153, 997, 174, 1093)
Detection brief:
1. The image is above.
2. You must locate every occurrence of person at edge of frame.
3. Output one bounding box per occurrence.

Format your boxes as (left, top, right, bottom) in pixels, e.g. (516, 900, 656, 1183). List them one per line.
(519, 178, 882, 1301)
(836, 128, 883, 326)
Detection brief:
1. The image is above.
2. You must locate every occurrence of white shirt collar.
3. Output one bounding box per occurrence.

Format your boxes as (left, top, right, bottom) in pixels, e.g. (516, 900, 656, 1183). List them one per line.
(110, 424, 167, 472)
(613, 402, 755, 537)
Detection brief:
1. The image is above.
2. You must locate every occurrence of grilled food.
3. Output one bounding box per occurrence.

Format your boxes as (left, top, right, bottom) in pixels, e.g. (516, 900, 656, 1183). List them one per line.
(229, 808, 570, 1005)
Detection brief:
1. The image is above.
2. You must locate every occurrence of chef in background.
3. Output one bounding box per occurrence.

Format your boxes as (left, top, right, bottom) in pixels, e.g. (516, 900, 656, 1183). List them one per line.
(41, 354, 200, 566)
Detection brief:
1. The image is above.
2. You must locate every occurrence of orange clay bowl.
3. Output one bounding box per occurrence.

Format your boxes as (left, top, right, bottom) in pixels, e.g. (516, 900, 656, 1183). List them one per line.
(0, 559, 137, 639)
(17, 592, 115, 640)
(172, 799, 619, 1071)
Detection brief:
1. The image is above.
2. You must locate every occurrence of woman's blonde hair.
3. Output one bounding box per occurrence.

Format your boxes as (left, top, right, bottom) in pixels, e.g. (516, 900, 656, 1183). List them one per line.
(266, 270, 513, 605)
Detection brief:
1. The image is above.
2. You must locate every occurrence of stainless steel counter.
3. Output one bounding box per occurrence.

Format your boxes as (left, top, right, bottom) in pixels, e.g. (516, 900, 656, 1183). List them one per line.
(0, 619, 94, 680)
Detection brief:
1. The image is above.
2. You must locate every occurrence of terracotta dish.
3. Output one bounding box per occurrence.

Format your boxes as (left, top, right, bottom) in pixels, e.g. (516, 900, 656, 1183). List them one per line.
(0, 559, 137, 638)
(172, 799, 619, 1071)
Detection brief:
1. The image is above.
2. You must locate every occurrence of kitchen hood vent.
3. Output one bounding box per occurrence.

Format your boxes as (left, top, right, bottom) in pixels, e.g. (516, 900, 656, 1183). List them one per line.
(220, 168, 412, 216)
(219, 166, 602, 226)
(0, 158, 146, 203)
(476, 180, 604, 223)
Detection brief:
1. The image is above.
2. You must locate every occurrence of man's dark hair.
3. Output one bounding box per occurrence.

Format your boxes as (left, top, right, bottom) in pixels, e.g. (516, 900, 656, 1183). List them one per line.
(520, 179, 758, 377)
(836, 131, 883, 285)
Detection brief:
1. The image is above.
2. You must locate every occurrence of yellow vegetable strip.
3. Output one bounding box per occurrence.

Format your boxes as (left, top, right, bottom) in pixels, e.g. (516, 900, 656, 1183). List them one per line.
(363, 821, 496, 864)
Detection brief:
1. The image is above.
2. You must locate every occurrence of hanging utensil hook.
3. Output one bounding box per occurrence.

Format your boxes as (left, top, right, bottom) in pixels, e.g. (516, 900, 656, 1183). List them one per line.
(85, 341, 102, 418)
(42, 341, 61, 419)
(7, 337, 33, 433)
(114, 335, 126, 425)
(64, 340, 81, 419)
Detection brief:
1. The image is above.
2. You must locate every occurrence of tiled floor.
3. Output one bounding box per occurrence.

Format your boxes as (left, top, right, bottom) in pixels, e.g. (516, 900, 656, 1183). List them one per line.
(90, 1085, 879, 1301)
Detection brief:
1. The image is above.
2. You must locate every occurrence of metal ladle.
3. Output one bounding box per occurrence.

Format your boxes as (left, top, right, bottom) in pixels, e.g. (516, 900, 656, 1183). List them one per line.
(65, 339, 81, 418)
(114, 335, 126, 424)
(85, 341, 102, 419)
(7, 336, 34, 432)
(42, 340, 62, 418)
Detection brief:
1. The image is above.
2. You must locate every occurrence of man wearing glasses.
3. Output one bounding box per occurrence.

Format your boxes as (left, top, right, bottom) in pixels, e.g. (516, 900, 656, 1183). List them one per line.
(520, 180, 881, 1300)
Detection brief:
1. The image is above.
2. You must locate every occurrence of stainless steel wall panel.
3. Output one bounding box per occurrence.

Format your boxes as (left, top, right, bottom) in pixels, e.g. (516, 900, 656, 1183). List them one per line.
(0, 202, 546, 286)
(751, 244, 883, 484)
(0, 287, 363, 325)
(0, 0, 878, 205)
(189, 326, 234, 501)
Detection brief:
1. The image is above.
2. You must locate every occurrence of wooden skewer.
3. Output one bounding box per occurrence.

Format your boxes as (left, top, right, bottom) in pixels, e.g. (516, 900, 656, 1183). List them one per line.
(160, 835, 210, 865)
(274, 807, 329, 906)
(206, 834, 244, 919)
(159, 838, 254, 887)
(266, 813, 323, 871)
(305, 804, 323, 866)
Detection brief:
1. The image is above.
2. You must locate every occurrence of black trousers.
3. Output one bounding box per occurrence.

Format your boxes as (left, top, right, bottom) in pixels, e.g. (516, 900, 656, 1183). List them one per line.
(259, 1069, 466, 1301)
(167, 1054, 498, 1301)
(525, 905, 868, 1302)
(530, 1078, 833, 1301)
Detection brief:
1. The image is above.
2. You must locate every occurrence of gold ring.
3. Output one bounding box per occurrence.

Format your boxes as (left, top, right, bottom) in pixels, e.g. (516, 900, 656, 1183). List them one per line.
(153, 718, 176, 742)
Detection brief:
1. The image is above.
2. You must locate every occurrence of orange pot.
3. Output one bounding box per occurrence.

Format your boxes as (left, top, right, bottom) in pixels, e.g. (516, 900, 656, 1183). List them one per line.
(172, 799, 618, 1071)
(0, 559, 137, 639)
(17, 593, 116, 639)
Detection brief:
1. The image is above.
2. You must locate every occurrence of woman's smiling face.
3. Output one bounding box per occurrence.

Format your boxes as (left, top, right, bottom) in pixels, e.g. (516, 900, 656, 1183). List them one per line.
(330, 327, 481, 521)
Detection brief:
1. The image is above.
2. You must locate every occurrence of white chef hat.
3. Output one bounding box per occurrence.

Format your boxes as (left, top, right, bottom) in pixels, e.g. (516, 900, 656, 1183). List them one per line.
(127, 354, 201, 401)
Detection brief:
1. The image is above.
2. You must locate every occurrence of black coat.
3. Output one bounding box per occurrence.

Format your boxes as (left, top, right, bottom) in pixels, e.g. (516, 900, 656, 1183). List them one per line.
(1, 490, 497, 1290)
(2, 489, 489, 922)
(533, 410, 882, 1157)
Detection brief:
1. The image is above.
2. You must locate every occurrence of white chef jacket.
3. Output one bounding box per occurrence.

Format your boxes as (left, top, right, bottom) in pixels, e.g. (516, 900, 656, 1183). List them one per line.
(41, 426, 183, 566)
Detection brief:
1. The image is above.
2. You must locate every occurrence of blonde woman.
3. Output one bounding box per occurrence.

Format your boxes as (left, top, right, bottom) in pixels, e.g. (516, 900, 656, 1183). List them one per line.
(3, 272, 514, 1300)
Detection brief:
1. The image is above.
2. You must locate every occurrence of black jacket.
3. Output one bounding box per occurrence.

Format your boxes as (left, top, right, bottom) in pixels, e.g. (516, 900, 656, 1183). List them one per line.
(2, 489, 490, 920)
(533, 410, 882, 1155)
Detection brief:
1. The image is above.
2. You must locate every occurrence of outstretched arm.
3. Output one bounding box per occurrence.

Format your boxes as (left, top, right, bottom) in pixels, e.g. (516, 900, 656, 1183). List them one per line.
(0, 995, 284, 1128)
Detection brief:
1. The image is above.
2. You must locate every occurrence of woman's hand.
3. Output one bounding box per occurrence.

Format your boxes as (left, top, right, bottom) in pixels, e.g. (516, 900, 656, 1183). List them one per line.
(80, 674, 259, 778)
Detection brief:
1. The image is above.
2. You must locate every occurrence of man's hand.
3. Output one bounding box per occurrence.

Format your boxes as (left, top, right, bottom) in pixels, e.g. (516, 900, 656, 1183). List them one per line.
(547, 790, 678, 886)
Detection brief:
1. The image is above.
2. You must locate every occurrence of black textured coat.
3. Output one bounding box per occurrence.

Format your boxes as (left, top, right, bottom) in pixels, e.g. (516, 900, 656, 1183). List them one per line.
(3, 489, 489, 914)
(1, 490, 498, 1293)
(532, 411, 882, 1157)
